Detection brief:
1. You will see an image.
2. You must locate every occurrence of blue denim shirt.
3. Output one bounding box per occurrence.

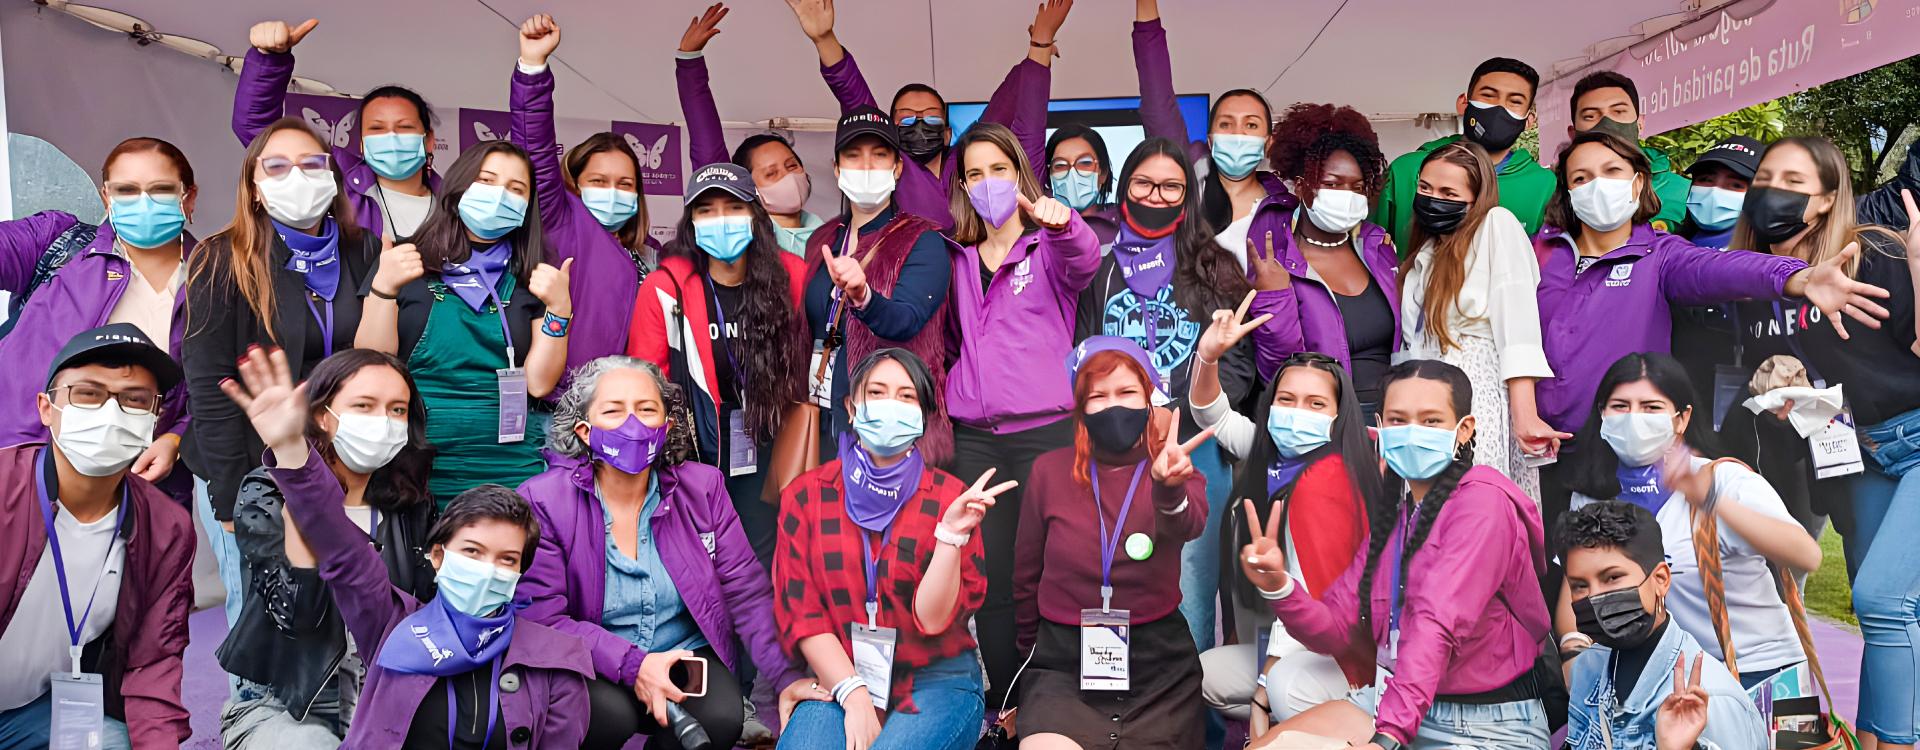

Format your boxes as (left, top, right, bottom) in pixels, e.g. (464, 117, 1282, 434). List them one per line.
(599, 477, 709, 653)
(1565, 618, 1767, 750)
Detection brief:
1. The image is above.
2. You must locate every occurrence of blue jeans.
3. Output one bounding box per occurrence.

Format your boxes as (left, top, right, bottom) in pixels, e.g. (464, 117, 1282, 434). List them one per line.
(194, 478, 244, 628)
(0, 691, 131, 750)
(1178, 438, 1229, 652)
(1844, 412, 1920, 744)
(776, 655, 984, 750)
(1350, 686, 1549, 749)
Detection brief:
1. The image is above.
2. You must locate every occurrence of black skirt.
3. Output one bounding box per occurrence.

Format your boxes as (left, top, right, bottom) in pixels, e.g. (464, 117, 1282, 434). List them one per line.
(1016, 611, 1203, 749)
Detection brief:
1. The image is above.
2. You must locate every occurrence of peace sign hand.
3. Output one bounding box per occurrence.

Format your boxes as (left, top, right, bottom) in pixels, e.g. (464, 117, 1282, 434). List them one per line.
(1247, 230, 1292, 291)
(1151, 410, 1214, 487)
(1794, 240, 1890, 340)
(1018, 192, 1073, 230)
(678, 3, 728, 53)
(1654, 653, 1711, 750)
(1238, 498, 1290, 593)
(1197, 290, 1275, 365)
(942, 467, 1018, 535)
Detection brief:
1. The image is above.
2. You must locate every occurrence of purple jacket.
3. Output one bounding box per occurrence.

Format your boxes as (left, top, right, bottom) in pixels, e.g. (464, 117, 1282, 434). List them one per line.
(0, 213, 191, 447)
(272, 447, 592, 748)
(1535, 224, 1806, 435)
(509, 66, 647, 373)
(516, 458, 802, 691)
(676, 54, 733, 169)
(1246, 201, 1402, 381)
(947, 211, 1100, 432)
(819, 50, 1050, 230)
(233, 49, 443, 238)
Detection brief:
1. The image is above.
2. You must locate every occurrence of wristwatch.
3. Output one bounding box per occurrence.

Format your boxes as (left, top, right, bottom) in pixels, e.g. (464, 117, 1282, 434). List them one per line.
(1369, 732, 1405, 750)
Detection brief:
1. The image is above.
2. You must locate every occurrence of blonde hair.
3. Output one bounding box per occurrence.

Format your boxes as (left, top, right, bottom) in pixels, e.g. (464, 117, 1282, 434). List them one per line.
(1733, 136, 1903, 277)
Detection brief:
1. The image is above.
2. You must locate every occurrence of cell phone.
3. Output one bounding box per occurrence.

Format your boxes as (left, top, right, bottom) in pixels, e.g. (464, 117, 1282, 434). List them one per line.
(672, 656, 709, 698)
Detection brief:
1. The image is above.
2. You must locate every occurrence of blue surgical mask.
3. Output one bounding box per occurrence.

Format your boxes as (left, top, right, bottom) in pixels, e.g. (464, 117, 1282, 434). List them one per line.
(1686, 186, 1745, 231)
(435, 549, 521, 617)
(363, 133, 428, 181)
(1051, 169, 1101, 211)
(1378, 422, 1462, 480)
(108, 194, 187, 249)
(1267, 407, 1333, 459)
(852, 398, 924, 457)
(581, 186, 640, 229)
(458, 183, 528, 241)
(693, 215, 754, 262)
(1209, 134, 1267, 180)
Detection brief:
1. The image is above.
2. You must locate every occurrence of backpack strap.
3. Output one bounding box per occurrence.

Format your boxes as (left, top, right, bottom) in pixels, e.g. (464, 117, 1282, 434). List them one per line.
(8, 220, 98, 316)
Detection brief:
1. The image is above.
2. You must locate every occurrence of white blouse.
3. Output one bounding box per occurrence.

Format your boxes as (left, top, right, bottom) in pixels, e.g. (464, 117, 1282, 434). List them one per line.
(1396, 206, 1553, 382)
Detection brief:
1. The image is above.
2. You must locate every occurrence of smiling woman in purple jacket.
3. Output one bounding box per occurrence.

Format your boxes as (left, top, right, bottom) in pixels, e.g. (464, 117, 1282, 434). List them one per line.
(516, 356, 804, 750)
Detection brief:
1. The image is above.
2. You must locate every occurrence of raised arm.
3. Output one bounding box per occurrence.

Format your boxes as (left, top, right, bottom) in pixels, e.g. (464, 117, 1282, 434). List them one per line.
(1131, 0, 1188, 146)
(1002, 0, 1073, 180)
(510, 15, 581, 242)
(234, 20, 318, 147)
(675, 4, 734, 169)
(0, 211, 80, 291)
(786, 0, 872, 111)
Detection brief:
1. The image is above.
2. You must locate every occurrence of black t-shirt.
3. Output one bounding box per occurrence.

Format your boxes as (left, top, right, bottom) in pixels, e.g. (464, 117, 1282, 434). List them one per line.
(404, 668, 508, 750)
(1334, 278, 1395, 407)
(707, 279, 746, 409)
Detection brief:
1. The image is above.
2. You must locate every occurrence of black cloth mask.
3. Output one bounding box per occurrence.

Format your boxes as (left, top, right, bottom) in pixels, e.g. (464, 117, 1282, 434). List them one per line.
(1743, 187, 1814, 245)
(1462, 103, 1527, 153)
(1572, 580, 1659, 650)
(1084, 405, 1150, 456)
(1412, 194, 1471, 235)
(900, 121, 948, 164)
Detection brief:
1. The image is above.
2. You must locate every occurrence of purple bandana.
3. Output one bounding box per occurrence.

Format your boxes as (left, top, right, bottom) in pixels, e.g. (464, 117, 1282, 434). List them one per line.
(1266, 455, 1309, 498)
(273, 217, 342, 301)
(1616, 463, 1669, 514)
(838, 433, 924, 534)
(967, 178, 1020, 229)
(589, 414, 667, 475)
(376, 596, 514, 677)
(442, 241, 513, 312)
(1112, 225, 1176, 300)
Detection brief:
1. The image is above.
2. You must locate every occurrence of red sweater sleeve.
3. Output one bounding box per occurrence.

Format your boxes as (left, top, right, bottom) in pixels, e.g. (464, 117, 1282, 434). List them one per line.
(1290, 457, 1368, 598)
(628, 270, 671, 367)
(773, 470, 836, 653)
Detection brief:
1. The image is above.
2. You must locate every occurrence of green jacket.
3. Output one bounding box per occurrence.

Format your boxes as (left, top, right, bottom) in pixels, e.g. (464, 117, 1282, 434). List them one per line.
(1374, 134, 1556, 255)
(1643, 144, 1689, 233)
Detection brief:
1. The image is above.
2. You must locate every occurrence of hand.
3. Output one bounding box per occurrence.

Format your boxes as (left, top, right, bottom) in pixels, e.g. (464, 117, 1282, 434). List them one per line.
(825, 231, 870, 307)
(1788, 240, 1890, 339)
(784, 0, 836, 42)
(1247, 231, 1292, 291)
(1150, 411, 1214, 487)
(218, 346, 308, 452)
(778, 679, 829, 727)
(1512, 409, 1572, 457)
(529, 257, 576, 318)
(1028, 0, 1073, 47)
(1238, 498, 1290, 593)
(131, 434, 180, 483)
(678, 4, 728, 53)
(1770, 397, 1796, 424)
(1654, 652, 1711, 750)
(1197, 290, 1274, 365)
(842, 696, 881, 750)
(1019, 192, 1073, 230)
(942, 468, 1018, 535)
(249, 18, 317, 54)
(517, 14, 560, 67)
(1664, 451, 1715, 509)
(370, 239, 424, 299)
(634, 650, 693, 726)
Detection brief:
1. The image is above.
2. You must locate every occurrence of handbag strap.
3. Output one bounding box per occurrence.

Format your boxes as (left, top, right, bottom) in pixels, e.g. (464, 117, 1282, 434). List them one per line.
(1689, 457, 1744, 682)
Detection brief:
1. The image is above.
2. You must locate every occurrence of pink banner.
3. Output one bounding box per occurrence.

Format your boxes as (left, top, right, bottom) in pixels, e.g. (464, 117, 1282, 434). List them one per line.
(1539, 0, 1920, 163)
(283, 93, 361, 153)
(459, 108, 513, 152)
(610, 121, 684, 196)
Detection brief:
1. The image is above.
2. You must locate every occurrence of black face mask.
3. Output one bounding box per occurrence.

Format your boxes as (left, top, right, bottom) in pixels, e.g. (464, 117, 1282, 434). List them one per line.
(1744, 187, 1813, 244)
(1412, 194, 1471, 235)
(1572, 579, 1659, 650)
(899, 121, 948, 164)
(1084, 405, 1150, 455)
(1122, 198, 1185, 238)
(1461, 102, 1527, 153)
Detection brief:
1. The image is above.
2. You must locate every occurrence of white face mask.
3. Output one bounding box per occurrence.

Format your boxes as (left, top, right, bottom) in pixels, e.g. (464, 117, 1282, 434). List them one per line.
(258, 167, 339, 230)
(837, 168, 897, 211)
(329, 408, 409, 474)
(1569, 177, 1638, 232)
(53, 402, 156, 477)
(1306, 189, 1370, 235)
(1599, 411, 1676, 467)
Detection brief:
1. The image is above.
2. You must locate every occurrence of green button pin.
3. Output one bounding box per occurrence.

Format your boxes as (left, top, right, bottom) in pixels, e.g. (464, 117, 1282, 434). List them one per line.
(1124, 532, 1154, 561)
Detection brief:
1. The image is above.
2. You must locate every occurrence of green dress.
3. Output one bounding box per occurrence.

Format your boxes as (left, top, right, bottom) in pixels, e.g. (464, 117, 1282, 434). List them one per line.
(410, 276, 545, 508)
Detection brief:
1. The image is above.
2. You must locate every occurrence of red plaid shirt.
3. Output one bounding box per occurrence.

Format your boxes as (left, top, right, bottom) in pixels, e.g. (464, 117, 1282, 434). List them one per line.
(773, 460, 987, 713)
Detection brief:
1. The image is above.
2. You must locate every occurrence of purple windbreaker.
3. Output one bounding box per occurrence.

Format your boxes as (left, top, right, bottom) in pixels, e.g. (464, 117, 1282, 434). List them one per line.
(1245, 199, 1402, 381)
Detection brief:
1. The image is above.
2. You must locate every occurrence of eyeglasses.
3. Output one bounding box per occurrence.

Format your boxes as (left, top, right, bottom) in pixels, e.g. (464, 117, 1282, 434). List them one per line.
(1049, 157, 1100, 176)
(49, 383, 161, 416)
(257, 154, 332, 180)
(1126, 177, 1187, 203)
(103, 182, 185, 204)
(898, 115, 945, 127)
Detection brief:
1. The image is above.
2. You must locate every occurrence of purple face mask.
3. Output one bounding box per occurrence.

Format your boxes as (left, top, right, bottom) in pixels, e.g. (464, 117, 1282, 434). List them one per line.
(587, 414, 667, 475)
(967, 177, 1020, 229)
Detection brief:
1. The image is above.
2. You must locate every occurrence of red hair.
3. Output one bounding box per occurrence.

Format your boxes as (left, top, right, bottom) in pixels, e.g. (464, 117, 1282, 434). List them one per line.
(1070, 351, 1173, 487)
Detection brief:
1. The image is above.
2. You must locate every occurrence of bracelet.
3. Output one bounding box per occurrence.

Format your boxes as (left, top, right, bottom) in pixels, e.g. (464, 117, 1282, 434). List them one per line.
(1369, 732, 1406, 750)
(541, 311, 571, 337)
(829, 676, 868, 706)
(370, 286, 398, 300)
(1559, 631, 1594, 649)
(933, 523, 970, 547)
(1030, 38, 1055, 48)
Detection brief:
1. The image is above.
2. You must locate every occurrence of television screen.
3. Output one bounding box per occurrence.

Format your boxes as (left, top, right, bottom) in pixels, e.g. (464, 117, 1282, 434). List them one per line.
(945, 94, 1210, 197)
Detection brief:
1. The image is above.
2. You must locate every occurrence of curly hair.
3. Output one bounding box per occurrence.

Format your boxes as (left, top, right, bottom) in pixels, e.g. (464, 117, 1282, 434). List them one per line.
(1553, 500, 1665, 576)
(1267, 103, 1386, 208)
(547, 356, 698, 467)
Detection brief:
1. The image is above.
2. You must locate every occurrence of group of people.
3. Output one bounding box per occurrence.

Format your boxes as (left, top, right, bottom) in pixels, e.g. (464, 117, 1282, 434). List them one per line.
(0, 1, 1917, 749)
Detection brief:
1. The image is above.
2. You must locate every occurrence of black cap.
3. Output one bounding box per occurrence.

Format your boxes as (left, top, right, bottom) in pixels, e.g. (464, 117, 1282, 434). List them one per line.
(683, 162, 758, 206)
(835, 106, 900, 153)
(1689, 135, 1763, 180)
(45, 323, 183, 393)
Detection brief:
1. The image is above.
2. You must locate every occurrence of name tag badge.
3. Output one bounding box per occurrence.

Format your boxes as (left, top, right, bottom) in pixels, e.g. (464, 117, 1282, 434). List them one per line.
(1712, 364, 1748, 432)
(1810, 407, 1864, 479)
(726, 408, 757, 477)
(808, 340, 836, 409)
(1079, 608, 1131, 691)
(50, 671, 105, 750)
(848, 624, 897, 710)
(496, 367, 528, 444)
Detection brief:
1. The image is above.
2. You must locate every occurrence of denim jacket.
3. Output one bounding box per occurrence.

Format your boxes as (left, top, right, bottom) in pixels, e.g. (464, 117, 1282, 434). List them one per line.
(1565, 620, 1767, 750)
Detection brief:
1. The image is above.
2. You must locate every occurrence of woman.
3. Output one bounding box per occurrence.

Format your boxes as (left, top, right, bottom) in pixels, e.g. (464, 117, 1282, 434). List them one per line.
(1253, 359, 1551, 749)
(773, 349, 1000, 750)
(236, 18, 439, 240)
(221, 346, 592, 748)
(1557, 353, 1818, 689)
(217, 349, 437, 747)
(1044, 124, 1119, 243)
(354, 140, 573, 507)
(944, 121, 1100, 715)
(185, 116, 377, 625)
(1245, 103, 1399, 403)
(1729, 135, 1920, 750)
(517, 356, 804, 749)
(629, 162, 807, 566)
(1395, 139, 1553, 499)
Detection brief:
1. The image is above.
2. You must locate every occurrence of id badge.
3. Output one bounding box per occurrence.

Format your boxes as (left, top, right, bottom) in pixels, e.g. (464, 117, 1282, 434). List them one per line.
(848, 624, 897, 710)
(725, 408, 757, 477)
(1810, 407, 1864, 479)
(1079, 608, 1131, 691)
(807, 341, 835, 409)
(496, 367, 528, 444)
(50, 671, 105, 750)
(1712, 364, 1748, 432)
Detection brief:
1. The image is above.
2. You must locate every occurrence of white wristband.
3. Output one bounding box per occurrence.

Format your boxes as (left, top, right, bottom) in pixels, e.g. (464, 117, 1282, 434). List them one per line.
(933, 523, 970, 547)
(830, 676, 868, 706)
(1559, 631, 1594, 650)
(1256, 575, 1295, 600)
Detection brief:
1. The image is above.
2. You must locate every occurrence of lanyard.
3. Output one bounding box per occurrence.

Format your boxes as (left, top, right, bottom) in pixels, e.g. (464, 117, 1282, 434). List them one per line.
(36, 449, 129, 675)
(1387, 501, 1414, 650)
(857, 527, 894, 630)
(446, 657, 503, 750)
(484, 286, 518, 367)
(703, 276, 745, 402)
(305, 294, 334, 360)
(1090, 461, 1147, 613)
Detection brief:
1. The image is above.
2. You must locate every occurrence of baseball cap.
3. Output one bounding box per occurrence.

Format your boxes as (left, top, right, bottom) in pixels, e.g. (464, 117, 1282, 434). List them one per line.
(835, 106, 900, 153)
(1689, 135, 1763, 181)
(45, 323, 183, 393)
(684, 162, 758, 206)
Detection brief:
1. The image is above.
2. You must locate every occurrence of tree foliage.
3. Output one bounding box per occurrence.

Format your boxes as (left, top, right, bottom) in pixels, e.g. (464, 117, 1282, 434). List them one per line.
(1781, 55, 1920, 189)
(1647, 101, 1788, 171)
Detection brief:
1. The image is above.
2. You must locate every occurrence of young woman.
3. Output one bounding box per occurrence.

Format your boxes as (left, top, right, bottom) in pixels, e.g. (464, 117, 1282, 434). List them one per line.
(236, 18, 439, 240)
(1245, 103, 1399, 405)
(354, 140, 573, 507)
(773, 349, 999, 750)
(185, 117, 377, 625)
(221, 347, 592, 748)
(1012, 336, 1213, 749)
(1045, 124, 1120, 243)
(517, 356, 804, 749)
(1557, 353, 1818, 689)
(217, 349, 437, 747)
(1253, 359, 1552, 750)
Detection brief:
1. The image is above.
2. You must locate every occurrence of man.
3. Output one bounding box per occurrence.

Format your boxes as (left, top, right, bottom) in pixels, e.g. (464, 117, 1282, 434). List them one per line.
(1566, 71, 1690, 231)
(1677, 135, 1762, 250)
(0, 323, 193, 749)
(1375, 57, 1558, 250)
(1557, 501, 1767, 750)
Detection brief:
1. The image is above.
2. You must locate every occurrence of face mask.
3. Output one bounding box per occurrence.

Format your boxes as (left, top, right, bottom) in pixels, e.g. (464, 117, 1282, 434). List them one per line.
(1686, 186, 1745, 231)
(1084, 405, 1151, 455)
(759, 172, 812, 215)
(693, 215, 754, 263)
(838, 168, 897, 211)
(435, 549, 521, 618)
(108, 194, 187, 249)
(852, 399, 924, 457)
(1122, 198, 1184, 239)
(1209, 134, 1266, 180)
(1743, 187, 1813, 244)
(1267, 407, 1333, 459)
(1572, 576, 1659, 650)
(581, 187, 639, 229)
(1570, 177, 1639, 231)
(967, 177, 1020, 228)
(1377, 422, 1460, 480)
(53, 402, 157, 477)
(1586, 117, 1642, 144)
(1461, 100, 1527, 153)
(899, 121, 948, 164)
(1600, 411, 1676, 467)
(329, 408, 408, 474)
(1051, 168, 1101, 211)
(1412, 194, 1470, 235)
(363, 133, 428, 181)
(1306, 189, 1369, 234)
(258, 167, 338, 230)
(458, 183, 528, 241)
(588, 413, 667, 475)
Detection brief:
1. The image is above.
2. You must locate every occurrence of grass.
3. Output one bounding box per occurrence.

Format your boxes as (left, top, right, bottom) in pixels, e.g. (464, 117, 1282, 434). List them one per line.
(1803, 530, 1856, 628)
